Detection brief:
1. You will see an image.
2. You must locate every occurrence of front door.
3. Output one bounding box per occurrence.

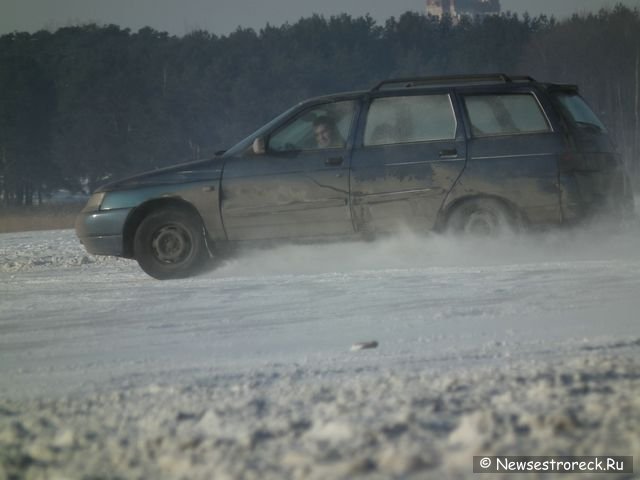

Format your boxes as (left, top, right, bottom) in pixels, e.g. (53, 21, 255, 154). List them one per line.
(221, 100, 358, 241)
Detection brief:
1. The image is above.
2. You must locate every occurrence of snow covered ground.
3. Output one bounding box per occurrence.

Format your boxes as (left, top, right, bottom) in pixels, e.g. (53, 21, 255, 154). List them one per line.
(1, 221, 640, 479)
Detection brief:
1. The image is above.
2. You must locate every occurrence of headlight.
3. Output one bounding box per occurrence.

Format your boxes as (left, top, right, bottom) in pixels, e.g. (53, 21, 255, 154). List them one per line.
(82, 192, 106, 212)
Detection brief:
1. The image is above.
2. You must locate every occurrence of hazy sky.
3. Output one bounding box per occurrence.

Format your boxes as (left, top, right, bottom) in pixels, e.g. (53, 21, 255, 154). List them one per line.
(2, 0, 640, 36)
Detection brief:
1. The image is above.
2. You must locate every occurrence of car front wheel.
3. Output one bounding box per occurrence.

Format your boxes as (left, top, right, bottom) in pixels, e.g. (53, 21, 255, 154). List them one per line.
(134, 207, 209, 279)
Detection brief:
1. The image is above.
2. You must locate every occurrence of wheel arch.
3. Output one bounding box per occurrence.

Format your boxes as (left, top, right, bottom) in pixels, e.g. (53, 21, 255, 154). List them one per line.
(122, 198, 207, 258)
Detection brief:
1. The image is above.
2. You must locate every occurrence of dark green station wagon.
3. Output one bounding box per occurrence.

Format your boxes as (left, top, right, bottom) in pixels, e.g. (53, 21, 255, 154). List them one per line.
(76, 74, 634, 279)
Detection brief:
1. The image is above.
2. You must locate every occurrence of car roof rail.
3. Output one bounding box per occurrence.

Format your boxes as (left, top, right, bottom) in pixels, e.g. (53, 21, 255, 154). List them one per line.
(546, 83, 579, 93)
(510, 75, 537, 83)
(370, 73, 536, 91)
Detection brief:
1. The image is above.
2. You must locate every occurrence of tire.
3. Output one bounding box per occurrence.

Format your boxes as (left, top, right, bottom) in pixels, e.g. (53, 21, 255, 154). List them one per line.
(133, 207, 209, 279)
(446, 198, 517, 236)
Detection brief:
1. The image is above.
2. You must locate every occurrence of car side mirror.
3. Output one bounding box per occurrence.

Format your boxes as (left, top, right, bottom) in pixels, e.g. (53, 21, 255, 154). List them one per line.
(252, 137, 266, 155)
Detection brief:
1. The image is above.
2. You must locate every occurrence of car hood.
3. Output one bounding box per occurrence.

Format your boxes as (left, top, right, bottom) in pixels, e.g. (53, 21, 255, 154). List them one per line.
(95, 157, 225, 193)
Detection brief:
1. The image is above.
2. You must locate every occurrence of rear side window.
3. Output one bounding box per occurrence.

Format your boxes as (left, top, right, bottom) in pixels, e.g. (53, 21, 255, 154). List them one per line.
(555, 92, 606, 133)
(463, 94, 550, 137)
(364, 94, 456, 146)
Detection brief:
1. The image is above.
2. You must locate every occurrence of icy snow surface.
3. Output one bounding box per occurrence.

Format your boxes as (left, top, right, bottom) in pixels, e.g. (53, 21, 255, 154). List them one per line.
(1, 224, 640, 479)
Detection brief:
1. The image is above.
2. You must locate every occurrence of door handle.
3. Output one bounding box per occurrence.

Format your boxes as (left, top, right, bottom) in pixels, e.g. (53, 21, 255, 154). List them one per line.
(325, 156, 344, 166)
(439, 149, 458, 159)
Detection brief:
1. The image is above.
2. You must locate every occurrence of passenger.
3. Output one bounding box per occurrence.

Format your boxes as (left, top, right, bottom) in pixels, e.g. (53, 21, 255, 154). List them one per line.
(313, 116, 344, 148)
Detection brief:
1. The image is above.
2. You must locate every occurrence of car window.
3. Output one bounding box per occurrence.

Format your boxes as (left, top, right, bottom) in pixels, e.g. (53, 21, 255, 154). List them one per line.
(268, 100, 357, 152)
(554, 92, 607, 133)
(463, 93, 550, 137)
(364, 94, 456, 146)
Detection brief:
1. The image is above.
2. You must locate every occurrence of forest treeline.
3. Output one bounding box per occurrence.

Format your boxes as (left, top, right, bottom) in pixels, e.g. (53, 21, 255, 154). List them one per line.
(1, 5, 639, 205)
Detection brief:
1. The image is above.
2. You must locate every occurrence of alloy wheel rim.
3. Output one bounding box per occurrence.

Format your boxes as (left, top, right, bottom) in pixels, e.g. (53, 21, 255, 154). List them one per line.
(151, 224, 193, 264)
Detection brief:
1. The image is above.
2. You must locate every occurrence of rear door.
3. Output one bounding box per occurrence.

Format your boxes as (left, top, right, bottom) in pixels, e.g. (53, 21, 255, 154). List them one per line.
(349, 90, 467, 233)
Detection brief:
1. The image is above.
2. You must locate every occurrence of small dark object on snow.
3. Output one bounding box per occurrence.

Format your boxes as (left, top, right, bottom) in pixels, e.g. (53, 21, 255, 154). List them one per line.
(350, 341, 379, 351)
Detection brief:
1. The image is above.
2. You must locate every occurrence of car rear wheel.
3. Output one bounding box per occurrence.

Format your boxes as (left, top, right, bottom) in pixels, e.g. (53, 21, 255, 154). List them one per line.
(134, 207, 209, 279)
(446, 198, 517, 236)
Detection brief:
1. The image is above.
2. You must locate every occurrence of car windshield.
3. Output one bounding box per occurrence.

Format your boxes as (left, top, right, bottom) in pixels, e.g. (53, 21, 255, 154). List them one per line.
(555, 92, 607, 133)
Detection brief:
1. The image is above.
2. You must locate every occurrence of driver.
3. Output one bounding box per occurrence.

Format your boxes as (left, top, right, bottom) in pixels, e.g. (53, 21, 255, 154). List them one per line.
(312, 116, 344, 149)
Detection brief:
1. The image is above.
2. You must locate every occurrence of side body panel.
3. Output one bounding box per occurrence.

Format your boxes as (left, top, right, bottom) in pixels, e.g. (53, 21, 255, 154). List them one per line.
(550, 91, 635, 220)
(445, 134, 565, 224)
(77, 160, 226, 258)
(99, 163, 226, 242)
(219, 151, 353, 240)
(559, 149, 634, 221)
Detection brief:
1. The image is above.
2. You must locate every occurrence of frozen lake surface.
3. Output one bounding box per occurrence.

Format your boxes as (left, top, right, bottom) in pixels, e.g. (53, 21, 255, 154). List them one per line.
(1, 225, 639, 478)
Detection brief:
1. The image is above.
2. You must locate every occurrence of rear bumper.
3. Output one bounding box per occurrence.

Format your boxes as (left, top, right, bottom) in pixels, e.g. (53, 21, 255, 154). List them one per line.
(560, 171, 635, 222)
(75, 208, 132, 257)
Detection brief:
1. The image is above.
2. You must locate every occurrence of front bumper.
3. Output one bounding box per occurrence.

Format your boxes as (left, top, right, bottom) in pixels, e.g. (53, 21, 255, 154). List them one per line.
(75, 208, 132, 257)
